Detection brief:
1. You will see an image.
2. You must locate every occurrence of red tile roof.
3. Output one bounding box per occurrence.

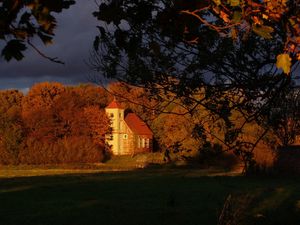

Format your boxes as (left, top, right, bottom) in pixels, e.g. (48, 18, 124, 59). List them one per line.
(125, 113, 153, 136)
(106, 100, 124, 109)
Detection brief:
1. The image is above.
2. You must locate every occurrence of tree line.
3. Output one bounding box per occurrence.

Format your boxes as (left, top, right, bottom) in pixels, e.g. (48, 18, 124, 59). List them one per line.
(1, 81, 299, 170)
(0, 82, 110, 165)
(107, 82, 300, 172)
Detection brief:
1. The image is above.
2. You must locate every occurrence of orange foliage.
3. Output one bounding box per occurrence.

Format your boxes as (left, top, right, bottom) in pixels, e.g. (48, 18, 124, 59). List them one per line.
(83, 106, 110, 143)
(0, 81, 283, 168)
(108, 82, 158, 122)
(181, 0, 300, 72)
(0, 90, 24, 164)
(12, 82, 110, 164)
(19, 137, 105, 164)
(152, 106, 202, 156)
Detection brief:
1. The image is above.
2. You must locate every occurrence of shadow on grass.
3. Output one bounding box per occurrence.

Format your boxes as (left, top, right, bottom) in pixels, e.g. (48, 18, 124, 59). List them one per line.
(0, 170, 300, 225)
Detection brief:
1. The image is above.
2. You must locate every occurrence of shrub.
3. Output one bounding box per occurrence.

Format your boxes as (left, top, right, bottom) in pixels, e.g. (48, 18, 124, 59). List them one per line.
(273, 146, 300, 174)
(18, 136, 105, 165)
(198, 143, 240, 170)
(0, 145, 17, 165)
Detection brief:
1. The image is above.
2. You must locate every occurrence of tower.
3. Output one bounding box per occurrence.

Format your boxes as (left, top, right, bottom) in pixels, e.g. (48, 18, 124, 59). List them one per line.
(105, 99, 125, 155)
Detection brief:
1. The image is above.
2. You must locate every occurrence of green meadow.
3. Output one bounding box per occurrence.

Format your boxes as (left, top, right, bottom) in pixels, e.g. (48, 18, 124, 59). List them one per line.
(0, 168, 300, 225)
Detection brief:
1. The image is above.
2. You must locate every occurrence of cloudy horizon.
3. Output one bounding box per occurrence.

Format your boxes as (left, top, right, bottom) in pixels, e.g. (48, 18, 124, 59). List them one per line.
(0, 0, 101, 91)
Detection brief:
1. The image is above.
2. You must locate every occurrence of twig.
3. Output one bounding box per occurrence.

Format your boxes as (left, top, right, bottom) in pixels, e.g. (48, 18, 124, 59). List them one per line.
(27, 40, 65, 65)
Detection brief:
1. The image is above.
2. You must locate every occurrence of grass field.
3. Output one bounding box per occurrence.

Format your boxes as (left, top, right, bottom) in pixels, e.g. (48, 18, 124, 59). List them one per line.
(0, 167, 300, 225)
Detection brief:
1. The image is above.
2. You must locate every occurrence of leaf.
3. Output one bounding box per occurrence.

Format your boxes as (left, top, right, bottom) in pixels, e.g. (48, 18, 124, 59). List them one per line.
(232, 10, 242, 23)
(276, 53, 291, 74)
(1, 40, 27, 61)
(213, 0, 221, 5)
(262, 14, 268, 20)
(252, 24, 274, 39)
(38, 32, 53, 45)
(93, 36, 100, 51)
(97, 26, 106, 37)
(228, 0, 240, 7)
(231, 27, 237, 40)
(220, 11, 230, 23)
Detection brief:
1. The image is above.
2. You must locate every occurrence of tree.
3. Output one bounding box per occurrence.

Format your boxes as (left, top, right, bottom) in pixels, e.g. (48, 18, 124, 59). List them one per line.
(0, 90, 25, 164)
(178, 0, 300, 74)
(265, 86, 300, 147)
(21, 82, 66, 140)
(0, 0, 75, 63)
(92, 0, 299, 75)
(91, 0, 296, 119)
(90, 0, 300, 170)
(108, 82, 159, 122)
(19, 82, 110, 164)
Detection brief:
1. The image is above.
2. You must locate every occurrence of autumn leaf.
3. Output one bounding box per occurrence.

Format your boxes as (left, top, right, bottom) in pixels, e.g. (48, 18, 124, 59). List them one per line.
(231, 27, 237, 40)
(276, 53, 291, 74)
(213, 0, 221, 5)
(220, 11, 230, 23)
(228, 0, 240, 7)
(232, 10, 242, 23)
(262, 14, 268, 20)
(252, 24, 274, 39)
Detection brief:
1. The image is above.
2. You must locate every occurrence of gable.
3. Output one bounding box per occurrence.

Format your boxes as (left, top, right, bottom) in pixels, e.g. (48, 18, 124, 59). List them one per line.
(106, 100, 124, 109)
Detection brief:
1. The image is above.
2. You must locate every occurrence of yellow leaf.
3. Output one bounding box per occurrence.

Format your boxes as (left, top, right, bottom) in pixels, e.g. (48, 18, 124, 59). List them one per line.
(289, 18, 297, 27)
(228, 0, 240, 7)
(262, 14, 268, 20)
(252, 24, 274, 39)
(232, 11, 242, 23)
(231, 27, 237, 40)
(213, 0, 221, 5)
(276, 53, 291, 74)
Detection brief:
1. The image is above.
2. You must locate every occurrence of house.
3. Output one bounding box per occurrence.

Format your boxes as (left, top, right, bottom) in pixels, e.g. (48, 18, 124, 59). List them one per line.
(105, 99, 153, 155)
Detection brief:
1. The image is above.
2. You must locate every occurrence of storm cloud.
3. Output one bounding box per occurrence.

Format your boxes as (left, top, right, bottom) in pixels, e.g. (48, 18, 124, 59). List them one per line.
(0, 0, 99, 90)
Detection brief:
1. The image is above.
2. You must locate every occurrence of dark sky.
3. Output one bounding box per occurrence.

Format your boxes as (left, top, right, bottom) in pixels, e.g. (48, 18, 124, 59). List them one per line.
(0, 0, 99, 92)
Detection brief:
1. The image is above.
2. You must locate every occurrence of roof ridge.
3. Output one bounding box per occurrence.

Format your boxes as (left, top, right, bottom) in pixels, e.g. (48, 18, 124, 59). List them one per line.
(106, 99, 124, 109)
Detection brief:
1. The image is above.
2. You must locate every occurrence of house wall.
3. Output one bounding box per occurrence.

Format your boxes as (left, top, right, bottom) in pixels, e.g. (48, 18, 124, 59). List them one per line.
(105, 106, 153, 155)
(121, 123, 153, 155)
(134, 135, 153, 154)
(122, 122, 135, 155)
(105, 107, 124, 155)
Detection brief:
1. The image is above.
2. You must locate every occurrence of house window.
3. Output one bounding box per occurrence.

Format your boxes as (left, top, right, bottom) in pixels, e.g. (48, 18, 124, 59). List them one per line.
(110, 113, 114, 118)
(141, 138, 145, 148)
(145, 139, 150, 148)
(123, 134, 128, 139)
(110, 135, 113, 140)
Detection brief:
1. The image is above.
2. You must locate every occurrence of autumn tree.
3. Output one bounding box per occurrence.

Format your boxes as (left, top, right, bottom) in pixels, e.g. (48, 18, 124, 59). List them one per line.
(0, 90, 25, 164)
(0, 0, 75, 63)
(265, 86, 300, 147)
(90, 0, 300, 170)
(152, 105, 203, 158)
(22, 82, 66, 140)
(108, 82, 159, 122)
(20, 82, 110, 164)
